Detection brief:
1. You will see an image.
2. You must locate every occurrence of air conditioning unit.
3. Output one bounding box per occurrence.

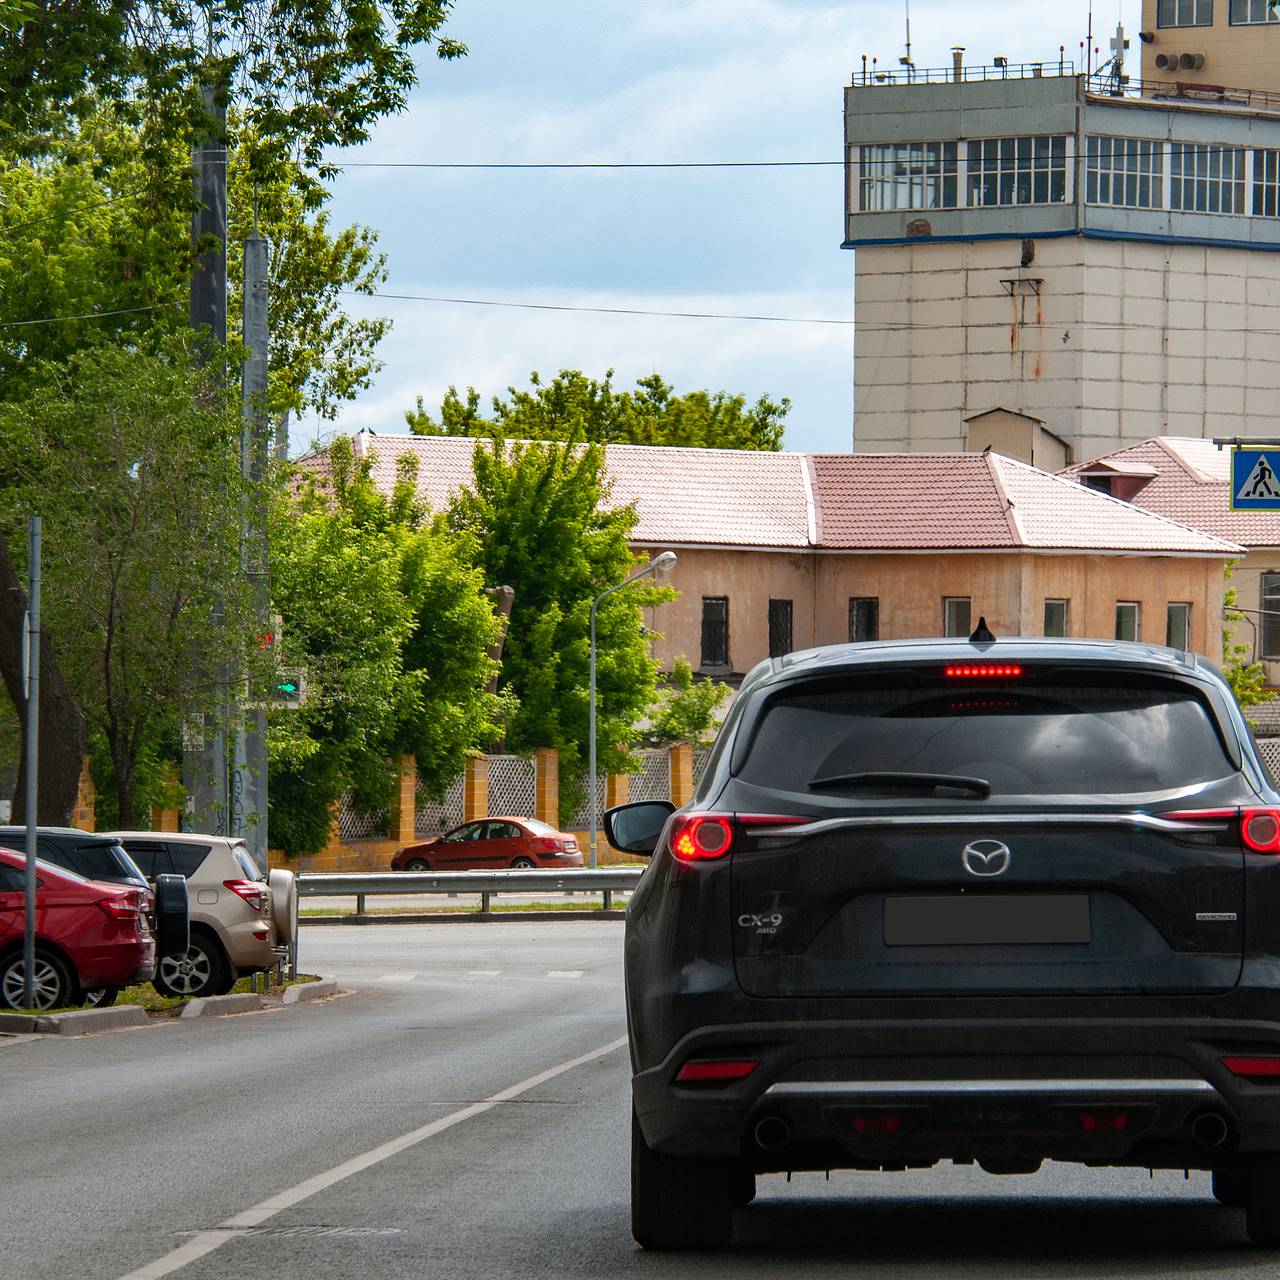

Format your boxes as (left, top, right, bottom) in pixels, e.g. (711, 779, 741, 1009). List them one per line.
(1179, 51, 1206, 70)
(1154, 51, 1180, 71)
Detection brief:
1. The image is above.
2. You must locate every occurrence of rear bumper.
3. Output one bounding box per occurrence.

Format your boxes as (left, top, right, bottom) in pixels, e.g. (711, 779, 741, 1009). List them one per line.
(633, 1015, 1280, 1168)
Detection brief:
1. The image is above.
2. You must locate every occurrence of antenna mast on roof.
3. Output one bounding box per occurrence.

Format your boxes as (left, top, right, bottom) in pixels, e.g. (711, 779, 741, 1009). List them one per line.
(1087, 1, 1094, 77)
(899, 0, 915, 80)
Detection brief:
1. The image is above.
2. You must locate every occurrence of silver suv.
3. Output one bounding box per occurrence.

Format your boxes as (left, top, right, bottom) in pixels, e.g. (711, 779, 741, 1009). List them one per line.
(109, 833, 297, 998)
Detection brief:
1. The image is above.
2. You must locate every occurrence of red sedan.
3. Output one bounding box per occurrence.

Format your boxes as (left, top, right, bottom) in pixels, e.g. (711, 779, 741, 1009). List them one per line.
(391, 817, 583, 872)
(0, 846, 156, 1010)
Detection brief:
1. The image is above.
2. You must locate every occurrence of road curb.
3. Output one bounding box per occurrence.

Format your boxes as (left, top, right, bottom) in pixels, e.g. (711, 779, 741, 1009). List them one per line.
(180, 992, 264, 1019)
(282, 976, 338, 1004)
(0, 1012, 38, 1033)
(33, 1006, 150, 1035)
(302, 910, 627, 926)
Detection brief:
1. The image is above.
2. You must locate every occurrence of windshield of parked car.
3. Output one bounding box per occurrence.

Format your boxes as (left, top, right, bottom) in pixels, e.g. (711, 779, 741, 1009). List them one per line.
(738, 672, 1234, 797)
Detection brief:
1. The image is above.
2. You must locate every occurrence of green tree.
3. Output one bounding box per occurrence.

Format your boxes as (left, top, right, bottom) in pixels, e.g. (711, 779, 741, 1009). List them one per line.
(0, 334, 253, 826)
(407, 369, 790, 451)
(270, 439, 504, 854)
(447, 438, 673, 820)
(645, 656, 731, 750)
(1224, 561, 1275, 716)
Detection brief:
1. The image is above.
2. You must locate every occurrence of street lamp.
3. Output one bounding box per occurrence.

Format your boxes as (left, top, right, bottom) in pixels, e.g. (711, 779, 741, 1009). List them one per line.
(588, 551, 678, 867)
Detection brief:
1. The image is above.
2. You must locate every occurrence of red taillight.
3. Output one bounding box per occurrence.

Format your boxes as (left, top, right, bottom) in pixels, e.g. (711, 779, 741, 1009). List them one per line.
(674, 1058, 760, 1084)
(1242, 809, 1280, 854)
(224, 879, 267, 911)
(98, 893, 141, 921)
(945, 664, 1023, 678)
(670, 815, 734, 862)
(538, 837, 558, 852)
(1222, 1056, 1280, 1078)
(850, 1111, 902, 1134)
(1078, 1109, 1130, 1132)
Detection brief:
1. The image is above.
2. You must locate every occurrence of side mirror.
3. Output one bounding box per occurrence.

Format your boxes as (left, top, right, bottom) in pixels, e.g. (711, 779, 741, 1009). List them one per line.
(605, 801, 676, 856)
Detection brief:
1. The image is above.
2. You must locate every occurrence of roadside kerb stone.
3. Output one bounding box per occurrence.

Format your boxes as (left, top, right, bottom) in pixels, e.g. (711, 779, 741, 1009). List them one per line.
(180, 992, 264, 1019)
(282, 976, 337, 1004)
(0, 1013, 38, 1033)
(33, 1006, 150, 1035)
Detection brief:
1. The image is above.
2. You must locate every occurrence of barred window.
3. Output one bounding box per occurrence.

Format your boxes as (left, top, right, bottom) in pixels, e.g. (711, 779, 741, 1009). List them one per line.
(1158, 0, 1213, 24)
(859, 142, 959, 211)
(1263, 574, 1280, 659)
(1255, 150, 1280, 216)
(1231, 0, 1279, 22)
(1170, 143, 1245, 213)
(967, 136, 1068, 207)
(1086, 136, 1163, 208)
(701, 597, 729, 669)
(849, 597, 879, 643)
(768, 599, 793, 659)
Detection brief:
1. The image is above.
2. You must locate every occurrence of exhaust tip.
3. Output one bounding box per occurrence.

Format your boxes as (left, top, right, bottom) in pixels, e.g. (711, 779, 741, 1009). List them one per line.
(1190, 1110, 1231, 1148)
(753, 1115, 792, 1151)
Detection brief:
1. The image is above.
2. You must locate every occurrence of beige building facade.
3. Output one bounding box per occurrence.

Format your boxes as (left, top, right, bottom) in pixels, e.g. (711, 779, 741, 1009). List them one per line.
(1142, 0, 1280, 97)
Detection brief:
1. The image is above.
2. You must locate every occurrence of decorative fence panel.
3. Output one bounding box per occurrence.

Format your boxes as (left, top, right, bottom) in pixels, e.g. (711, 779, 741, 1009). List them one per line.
(415, 775, 466, 838)
(338, 797, 389, 841)
(1260, 738, 1280, 781)
(630, 749, 672, 804)
(487, 754, 538, 817)
(693, 747, 713, 787)
(568, 777, 607, 832)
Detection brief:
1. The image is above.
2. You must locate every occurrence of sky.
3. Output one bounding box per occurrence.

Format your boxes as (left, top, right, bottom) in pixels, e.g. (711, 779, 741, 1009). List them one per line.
(310, 0, 1141, 456)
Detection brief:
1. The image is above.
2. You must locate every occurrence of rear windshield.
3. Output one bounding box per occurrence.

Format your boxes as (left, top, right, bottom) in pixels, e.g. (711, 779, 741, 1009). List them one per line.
(524, 818, 558, 836)
(233, 843, 265, 881)
(47, 841, 146, 884)
(738, 674, 1234, 797)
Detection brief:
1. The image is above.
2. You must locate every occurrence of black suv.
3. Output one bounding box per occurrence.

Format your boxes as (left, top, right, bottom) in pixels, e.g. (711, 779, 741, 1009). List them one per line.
(606, 636, 1280, 1249)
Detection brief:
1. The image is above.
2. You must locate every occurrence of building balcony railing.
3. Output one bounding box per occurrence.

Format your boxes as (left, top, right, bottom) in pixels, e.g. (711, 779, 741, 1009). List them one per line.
(850, 59, 1077, 87)
(1088, 75, 1280, 117)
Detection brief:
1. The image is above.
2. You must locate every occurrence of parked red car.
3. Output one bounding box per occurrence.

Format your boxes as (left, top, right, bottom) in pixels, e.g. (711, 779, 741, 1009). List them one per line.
(391, 817, 583, 871)
(0, 846, 156, 1010)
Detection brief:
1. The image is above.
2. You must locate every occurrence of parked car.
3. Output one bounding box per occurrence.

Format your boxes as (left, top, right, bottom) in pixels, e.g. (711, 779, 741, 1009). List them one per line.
(107, 832, 296, 998)
(608, 633, 1280, 1249)
(391, 817, 582, 871)
(0, 846, 155, 1010)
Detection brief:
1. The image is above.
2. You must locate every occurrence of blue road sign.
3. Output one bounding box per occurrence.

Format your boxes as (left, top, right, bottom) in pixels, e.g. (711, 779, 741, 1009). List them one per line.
(1231, 448, 1280, 510)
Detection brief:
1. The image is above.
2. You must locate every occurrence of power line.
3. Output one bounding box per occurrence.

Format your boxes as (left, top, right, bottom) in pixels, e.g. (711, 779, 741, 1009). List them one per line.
(332, 159, 845, 170)
(0, 302, 180, 329)
(345, 290, 854, 325)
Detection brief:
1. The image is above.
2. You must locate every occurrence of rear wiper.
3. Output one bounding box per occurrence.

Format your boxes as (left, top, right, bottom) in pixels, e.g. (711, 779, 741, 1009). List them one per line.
(807, 771, 992, 798)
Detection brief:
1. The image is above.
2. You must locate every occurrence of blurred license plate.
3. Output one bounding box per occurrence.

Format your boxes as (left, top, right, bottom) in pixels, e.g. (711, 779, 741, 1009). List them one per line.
(884, 895, 1090, 946)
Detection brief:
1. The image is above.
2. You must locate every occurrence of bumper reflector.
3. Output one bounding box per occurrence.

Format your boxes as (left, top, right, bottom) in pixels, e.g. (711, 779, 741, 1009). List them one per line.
(674, 1058, 760, 1084)
(1222, 1056, 1280, 1079)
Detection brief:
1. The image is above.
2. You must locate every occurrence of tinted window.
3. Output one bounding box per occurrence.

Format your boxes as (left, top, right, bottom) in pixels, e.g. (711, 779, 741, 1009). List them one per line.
(738, 674, 1233, 797)
(36, 840, 143, 884)
(122, 841, 171, 878)
(0, 865, 25, 892)
(488, 822, 522, 839)
(168, 843, 213, 877)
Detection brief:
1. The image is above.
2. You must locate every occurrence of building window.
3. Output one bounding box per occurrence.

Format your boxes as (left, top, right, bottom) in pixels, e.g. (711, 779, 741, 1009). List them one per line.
(859, 142, 959, 211)
(1116, 602, 1141, 642)
(1263, 574, 1280, 658)
(1044, 599, 1069, 637)
(943, 597, 972, 638)
(1170, 143, 1246, 214)
(849, 597, 880, 643)
(967, 136, 1068, 208)
(701, 597, 729, 669)
(768, 599, 793, 659)
(1159, 0, 1214, 24)
(1254, 150, 1280, 216)
(1231, 0, 1278, 22)
(1166, 602, 1191, 650)
(1086, 136, 1163, 209)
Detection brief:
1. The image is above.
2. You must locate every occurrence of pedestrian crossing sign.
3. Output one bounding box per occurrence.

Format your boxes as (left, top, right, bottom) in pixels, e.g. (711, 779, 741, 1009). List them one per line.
(1232, 448, 1280, 510)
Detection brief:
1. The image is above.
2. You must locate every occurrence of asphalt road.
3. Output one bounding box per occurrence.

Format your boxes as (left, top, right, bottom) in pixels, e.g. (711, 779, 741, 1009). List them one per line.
(2, 920, 1277, 1280)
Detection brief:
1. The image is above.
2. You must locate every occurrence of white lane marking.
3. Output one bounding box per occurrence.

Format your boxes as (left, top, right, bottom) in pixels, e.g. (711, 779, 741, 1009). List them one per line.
(467, 969, 501, 977)
(546, 970, 584, 979)
(377, 973, 418, 983)
(115, 1034, 628, 1280)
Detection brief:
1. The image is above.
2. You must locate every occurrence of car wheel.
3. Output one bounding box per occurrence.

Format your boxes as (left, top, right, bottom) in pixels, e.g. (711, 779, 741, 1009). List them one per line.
(79, 986, 121, 1009)
(511, 857, 536, 869)
(153, 931, 232, 999)
(1213, 1167, 1249, 1208)
(0, 948, 74, 1011)
(403, 858, 431, 872)
(1246, 1155, 1280, 1243)
(631, 1106, 734, 1250)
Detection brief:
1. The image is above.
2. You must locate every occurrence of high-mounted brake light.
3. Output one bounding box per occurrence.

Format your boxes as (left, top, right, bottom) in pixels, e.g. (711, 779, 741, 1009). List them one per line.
(223, 879, 267, 911)
(945, 664, 1023, 678)
(674, 1058, 760, 1084)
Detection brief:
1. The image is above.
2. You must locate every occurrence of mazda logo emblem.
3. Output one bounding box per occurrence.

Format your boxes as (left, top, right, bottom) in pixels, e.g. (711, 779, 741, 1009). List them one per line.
(962, 840, 1011, 877)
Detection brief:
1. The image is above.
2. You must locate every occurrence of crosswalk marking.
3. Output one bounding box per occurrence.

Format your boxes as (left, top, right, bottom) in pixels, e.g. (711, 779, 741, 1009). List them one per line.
(377, 973, 418, 983)
(467, 969, 502, 977)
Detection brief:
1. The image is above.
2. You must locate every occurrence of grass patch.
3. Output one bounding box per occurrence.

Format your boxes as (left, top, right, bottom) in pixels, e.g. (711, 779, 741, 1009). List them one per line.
(11, 972, 322, 1017)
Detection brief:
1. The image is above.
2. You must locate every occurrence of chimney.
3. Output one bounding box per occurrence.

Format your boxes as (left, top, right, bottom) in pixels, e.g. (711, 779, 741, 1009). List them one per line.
(951, 46, 965, 81)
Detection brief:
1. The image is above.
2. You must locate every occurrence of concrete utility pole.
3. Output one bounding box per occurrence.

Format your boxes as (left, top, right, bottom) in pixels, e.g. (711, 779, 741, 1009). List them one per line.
(232, 221, 271, 867)
(22, 516, 40, 1009)
(183, 84, 230, 835)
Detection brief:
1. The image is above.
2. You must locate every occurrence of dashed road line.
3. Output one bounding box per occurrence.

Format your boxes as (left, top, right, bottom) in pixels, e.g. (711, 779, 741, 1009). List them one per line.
(376, 973, 418, 983)
(546, 970, 584, 979)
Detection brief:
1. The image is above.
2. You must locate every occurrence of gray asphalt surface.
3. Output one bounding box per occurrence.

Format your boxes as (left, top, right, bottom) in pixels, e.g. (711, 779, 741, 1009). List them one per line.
(2, 920, 1275, 1279)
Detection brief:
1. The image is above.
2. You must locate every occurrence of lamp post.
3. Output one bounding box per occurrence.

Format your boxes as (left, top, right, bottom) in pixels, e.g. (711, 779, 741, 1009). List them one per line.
(589, 552, 677, 867)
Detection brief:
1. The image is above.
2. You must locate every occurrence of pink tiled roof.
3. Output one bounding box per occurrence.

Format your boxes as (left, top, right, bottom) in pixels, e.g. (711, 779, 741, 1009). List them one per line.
(1063, 437, 1280, 547)
(810, 452, 1239, 553)
(294, 433, 1239, 556)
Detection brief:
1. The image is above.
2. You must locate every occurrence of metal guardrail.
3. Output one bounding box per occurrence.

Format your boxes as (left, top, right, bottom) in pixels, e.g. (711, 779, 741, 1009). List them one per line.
(297, 868, 646, 916)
